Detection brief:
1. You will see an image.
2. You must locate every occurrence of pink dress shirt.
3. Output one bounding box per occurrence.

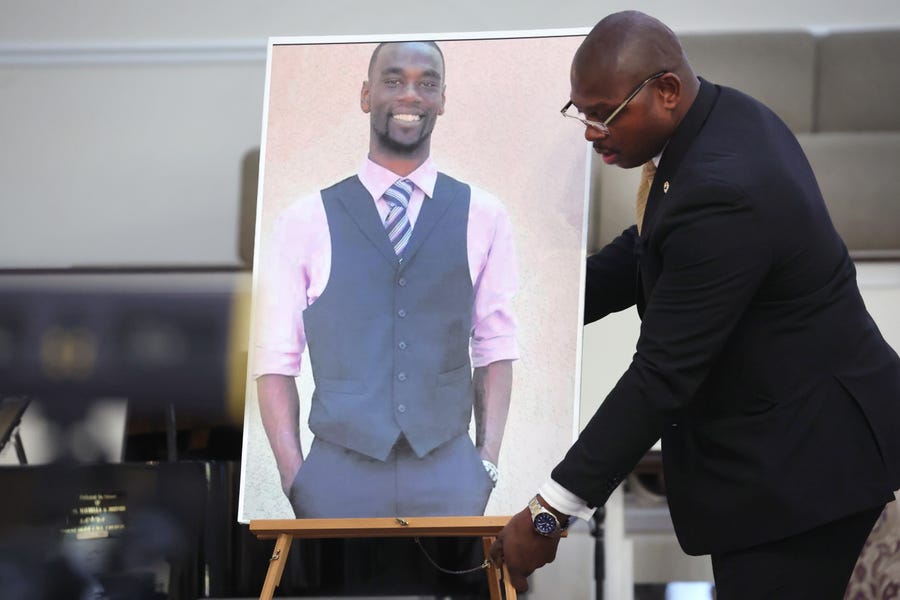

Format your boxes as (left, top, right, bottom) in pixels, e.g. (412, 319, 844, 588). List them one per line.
(253, 157, 519, 378)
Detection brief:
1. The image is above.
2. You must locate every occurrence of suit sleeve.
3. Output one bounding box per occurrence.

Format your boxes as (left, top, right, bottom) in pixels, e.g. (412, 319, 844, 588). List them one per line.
(584, 225, 640, 324)
(555, 181, 772, 506)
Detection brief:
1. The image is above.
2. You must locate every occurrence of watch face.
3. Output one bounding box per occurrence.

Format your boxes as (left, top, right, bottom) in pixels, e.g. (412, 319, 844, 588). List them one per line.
(534, 512, 558, 535)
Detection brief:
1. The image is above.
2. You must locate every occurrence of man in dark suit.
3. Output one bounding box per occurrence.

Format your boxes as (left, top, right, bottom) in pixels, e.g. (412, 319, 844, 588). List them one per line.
(491, 11, 900, 598)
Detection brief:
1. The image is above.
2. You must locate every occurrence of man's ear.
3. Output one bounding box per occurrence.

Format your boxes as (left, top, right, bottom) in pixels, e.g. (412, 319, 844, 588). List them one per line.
(656, 73, 681, 111)
(438, 85, 446, 116)
(360, 80, 371, 113)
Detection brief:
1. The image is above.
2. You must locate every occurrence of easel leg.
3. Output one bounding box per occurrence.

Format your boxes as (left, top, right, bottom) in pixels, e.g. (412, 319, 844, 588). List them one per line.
(502, 563, 517, 600)
(259, 533, 293, 600)
(482, 536, 517, 600)
(483, 537, 502, 599)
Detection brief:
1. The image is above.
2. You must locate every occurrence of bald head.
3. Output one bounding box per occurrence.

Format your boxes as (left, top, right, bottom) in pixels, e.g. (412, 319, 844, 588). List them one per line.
(564, 11, 700, 169)
(573, 11, 692, 92)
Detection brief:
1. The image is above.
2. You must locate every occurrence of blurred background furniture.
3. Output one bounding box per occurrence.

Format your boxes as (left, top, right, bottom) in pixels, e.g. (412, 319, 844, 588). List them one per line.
(588, 28, 900, 260)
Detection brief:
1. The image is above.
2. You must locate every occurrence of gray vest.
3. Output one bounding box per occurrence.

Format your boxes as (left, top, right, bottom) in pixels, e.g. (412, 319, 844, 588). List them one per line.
(303, 173, 474, 461)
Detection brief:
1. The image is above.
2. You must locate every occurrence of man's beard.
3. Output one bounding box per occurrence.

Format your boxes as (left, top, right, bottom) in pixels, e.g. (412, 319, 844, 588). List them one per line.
(373, 128, 429, 155)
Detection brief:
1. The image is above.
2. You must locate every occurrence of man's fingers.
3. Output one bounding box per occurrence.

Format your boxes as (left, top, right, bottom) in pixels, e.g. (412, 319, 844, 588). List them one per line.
(508, 570, 530, 593)
(489, 539, 504, 565)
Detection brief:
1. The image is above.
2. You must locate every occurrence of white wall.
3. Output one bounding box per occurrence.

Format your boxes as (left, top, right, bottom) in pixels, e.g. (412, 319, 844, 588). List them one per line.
(4, 0, 900, 42)
(2, 0, 900, 267)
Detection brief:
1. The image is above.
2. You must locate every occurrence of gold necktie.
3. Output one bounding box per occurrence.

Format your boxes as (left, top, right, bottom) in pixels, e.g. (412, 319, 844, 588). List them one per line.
(635, 161, 657, 234)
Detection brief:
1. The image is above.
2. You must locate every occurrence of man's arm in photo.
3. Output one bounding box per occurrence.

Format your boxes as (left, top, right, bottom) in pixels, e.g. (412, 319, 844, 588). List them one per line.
(474, 359, 513, 467)
(257, 374, 304, 494)
(469, 189, 519, 476)
(253, 204, 315, 497)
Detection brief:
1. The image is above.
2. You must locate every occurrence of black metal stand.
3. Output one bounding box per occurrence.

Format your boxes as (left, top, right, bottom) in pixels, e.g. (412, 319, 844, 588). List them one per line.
(166, 402, 178, 461)
(590, 506, 606, 600)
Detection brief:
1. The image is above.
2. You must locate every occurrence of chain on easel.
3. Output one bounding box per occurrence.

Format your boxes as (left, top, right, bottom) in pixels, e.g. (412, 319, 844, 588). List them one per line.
(413, 537, 491, 574)
(394, 518, 492, 575)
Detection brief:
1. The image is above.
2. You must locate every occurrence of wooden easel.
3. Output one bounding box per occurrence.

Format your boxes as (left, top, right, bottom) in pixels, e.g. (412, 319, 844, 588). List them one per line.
(250, 516, 517, 599)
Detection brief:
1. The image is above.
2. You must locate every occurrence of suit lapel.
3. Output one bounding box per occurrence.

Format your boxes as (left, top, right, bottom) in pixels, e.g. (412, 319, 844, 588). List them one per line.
(399, 173, 459, 265)
(636, 79, 720, 318)
(640, 79, 720, 238)
(335, 176, 399, 265)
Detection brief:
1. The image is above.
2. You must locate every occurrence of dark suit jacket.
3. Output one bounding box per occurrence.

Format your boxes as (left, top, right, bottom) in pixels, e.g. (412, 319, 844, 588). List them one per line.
(554, 79, 900, 555)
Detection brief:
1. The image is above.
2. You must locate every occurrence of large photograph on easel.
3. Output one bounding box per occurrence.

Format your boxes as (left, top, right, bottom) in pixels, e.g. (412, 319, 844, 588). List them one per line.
(238, 32, 588, 521)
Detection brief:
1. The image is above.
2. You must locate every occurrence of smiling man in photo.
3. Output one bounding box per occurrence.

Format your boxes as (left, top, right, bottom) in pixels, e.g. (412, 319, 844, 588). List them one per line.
(253, 41, 519, 518)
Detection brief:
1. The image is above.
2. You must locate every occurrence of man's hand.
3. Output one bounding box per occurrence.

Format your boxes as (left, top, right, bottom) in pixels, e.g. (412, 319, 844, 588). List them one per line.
(257, 374, 305, 496)
(279, 461, 303, 496)
(489, 506, 562, 593)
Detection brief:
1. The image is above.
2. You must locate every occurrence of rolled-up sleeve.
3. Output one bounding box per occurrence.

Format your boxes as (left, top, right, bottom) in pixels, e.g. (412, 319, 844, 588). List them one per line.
(468, 189, 519, 367)
(253, 195, 329, 378)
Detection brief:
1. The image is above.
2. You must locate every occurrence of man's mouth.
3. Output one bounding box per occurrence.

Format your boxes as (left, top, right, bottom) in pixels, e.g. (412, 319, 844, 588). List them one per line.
(392, 113, 422, 123)
(595, 146, 619, 164)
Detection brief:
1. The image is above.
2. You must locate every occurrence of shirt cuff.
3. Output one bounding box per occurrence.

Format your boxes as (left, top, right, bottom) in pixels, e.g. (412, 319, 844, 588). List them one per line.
(252, 346, 301, 379)
(538, 479, 596, 522)
(470, 335, 519, 368)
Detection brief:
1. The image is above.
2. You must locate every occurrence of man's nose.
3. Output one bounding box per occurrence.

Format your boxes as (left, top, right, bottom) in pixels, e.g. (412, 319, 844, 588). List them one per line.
(584, 125, 608, 142)
(398, 82, 421, 101)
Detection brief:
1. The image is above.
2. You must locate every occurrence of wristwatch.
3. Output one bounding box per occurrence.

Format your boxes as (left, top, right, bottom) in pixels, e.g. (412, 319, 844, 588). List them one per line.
(528, 495, 569, 537)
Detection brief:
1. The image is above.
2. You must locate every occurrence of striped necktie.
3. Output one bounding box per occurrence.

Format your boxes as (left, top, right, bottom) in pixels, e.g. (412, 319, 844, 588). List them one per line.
(636, 160, 657, 234)
(383, 178, 413, 256)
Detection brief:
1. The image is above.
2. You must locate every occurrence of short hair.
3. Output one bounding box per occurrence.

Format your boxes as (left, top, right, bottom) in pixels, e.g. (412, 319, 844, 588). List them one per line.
(367, 41, 445, 79)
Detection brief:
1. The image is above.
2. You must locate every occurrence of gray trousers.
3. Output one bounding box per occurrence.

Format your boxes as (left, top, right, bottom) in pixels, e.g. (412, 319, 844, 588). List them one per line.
(288, 433, 494, 518)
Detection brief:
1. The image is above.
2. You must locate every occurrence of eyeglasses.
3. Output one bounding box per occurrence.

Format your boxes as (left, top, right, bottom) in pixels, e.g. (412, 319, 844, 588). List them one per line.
(561, 71, 668, 135)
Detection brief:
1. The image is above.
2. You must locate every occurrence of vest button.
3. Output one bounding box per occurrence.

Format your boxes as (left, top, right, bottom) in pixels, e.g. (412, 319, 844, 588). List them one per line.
(397, 404, 407, 413)
(397, 308, 407, 318)
(398, 277, 407, 287)
(398, 341, 407, 350)
(397, 372, 407, 381)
